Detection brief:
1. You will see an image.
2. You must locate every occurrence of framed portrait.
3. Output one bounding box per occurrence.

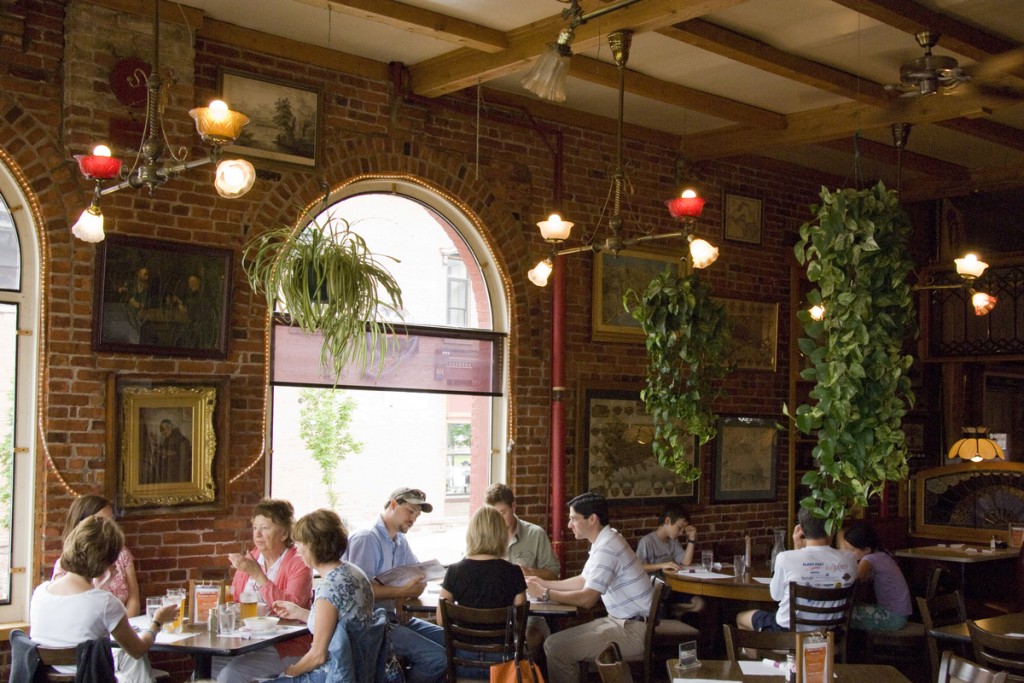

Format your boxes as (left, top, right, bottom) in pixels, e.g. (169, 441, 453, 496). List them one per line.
(592, 248, 683, 342)
(716, 298, 778, 371)
(902, 418, 927, 459)
(578, 382, 698, 504)
(713, 416, 778, 502)
(724, 193, 762, 244)
(119, 385, 217, 508)
(92, 235, 232, 358)
(220, 69, 320, 168)
(1010, 524, 1024, 549)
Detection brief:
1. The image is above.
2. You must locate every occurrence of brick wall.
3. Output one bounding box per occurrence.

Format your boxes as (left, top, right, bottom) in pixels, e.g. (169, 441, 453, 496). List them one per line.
(1, 1, 841, 678)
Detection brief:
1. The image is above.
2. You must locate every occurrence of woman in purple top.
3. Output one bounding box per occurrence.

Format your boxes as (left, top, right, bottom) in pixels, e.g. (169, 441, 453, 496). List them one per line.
(840, 523, 912, 630)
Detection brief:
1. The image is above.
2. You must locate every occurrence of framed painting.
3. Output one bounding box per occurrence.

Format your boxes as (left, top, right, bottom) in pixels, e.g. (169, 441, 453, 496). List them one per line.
(724, 193, 762, 244)
(578, 382, 698, 504)
(592, 248, 683, 342)
(92, 235, 232, 358)
(717, 298, 778, 371)
(220, 69, 320, 168)
(119, 385, 217, 508)
(713, 416, 778, 502)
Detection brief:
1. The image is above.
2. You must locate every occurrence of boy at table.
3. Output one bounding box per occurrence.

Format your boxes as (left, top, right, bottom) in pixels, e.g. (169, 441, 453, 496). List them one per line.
(343, 487, 446, 683)
(737, 508, 857, 632)
(636, 505, 704, 616)
(526, 492, 653, 683)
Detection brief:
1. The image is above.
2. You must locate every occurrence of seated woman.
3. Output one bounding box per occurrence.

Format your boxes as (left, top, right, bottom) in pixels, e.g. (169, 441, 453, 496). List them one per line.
(436, 506, 527, 678)
(272, 509, 376, 683)
(30, 516, 178, 683)
(840, 522, 912, 631)
(215, 498, 313, 683)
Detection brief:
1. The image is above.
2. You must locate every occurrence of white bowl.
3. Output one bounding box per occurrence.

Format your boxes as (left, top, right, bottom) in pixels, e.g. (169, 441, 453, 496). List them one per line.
(243, 616, 280, 631)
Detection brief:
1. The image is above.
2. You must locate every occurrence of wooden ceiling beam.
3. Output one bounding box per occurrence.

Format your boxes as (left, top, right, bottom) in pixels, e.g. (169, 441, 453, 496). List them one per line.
(409, 0, 746, 98)
(570, 55, 786, 129)
(817, 138, 970, 179)
(936, 118, 1024, 154)
(659, 19, 892, 107)
(901, 161, 1024, 202)
(296, 0, 509, 53)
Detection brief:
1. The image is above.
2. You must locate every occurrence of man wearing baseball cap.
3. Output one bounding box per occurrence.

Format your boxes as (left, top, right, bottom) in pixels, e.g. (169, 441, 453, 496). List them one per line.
(343, 487, 444, 683)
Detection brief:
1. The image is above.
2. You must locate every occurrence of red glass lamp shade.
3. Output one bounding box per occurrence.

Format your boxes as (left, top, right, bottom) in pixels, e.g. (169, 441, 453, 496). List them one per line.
(666, 190, 705, 220)
(75, 151, 122, 180)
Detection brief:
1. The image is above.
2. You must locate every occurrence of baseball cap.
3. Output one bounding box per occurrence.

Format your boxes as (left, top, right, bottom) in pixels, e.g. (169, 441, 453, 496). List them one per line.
(389, 487, 433, 513)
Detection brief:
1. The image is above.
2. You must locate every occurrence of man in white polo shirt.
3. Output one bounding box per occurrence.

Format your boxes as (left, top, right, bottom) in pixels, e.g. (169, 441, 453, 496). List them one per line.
(526, 492, 653, 683)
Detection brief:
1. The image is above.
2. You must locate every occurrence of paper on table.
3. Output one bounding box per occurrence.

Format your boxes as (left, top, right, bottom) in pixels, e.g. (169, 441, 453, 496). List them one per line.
(128, 615, 197, 643)
(689, 571, 733, 580)
(672, 678, 733, 683)
(374, 559, 446, 586)
(740, 661, 785, 676)
(754, 577, 772, 584)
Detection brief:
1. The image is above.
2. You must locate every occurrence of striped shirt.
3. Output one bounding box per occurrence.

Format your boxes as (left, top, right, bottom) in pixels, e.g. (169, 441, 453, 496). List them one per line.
(583, 526, 653, 619)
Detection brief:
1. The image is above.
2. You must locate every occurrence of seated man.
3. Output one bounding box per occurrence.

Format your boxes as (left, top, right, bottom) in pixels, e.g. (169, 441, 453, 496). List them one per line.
(526, 492, 653, 683)
(737, 508, 857, 632)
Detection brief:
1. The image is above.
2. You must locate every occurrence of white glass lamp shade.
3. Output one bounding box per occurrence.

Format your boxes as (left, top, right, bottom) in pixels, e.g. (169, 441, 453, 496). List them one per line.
(947, 427, 1005, 461)
(528, 258, 553, 287)
(972, 290, 997, 316)
(71, 204, 105, 242)
(808, 304, 826, 321)
(537, 214, 573, 241)
(215, 159, 256, 198)
(190, 100, 250, 145)
(954, 253, 988, 279)
(521, 42, 571, 103)
(689, 238, 719, 269)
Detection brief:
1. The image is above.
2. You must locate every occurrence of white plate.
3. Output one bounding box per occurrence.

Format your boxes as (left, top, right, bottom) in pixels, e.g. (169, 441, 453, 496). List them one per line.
(949, 543, 965, 549)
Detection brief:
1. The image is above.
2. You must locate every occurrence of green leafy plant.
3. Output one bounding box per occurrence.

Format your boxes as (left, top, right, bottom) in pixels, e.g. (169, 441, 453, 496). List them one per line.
(299, 388, 363, 507)
(243, 209, 403, 380)
(789, 182, 917, 532)
(624, 269, 732, 481)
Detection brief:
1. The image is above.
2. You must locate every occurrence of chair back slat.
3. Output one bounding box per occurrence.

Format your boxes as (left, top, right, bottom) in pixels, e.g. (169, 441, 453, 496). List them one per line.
(968, 620, 1024, 682)
(918, 590, 969, 683)
(788, 580, 856, 662)
(938, 650, 1008, 683)
(439, 599, 528, 683)
(722, 624, 797, 663)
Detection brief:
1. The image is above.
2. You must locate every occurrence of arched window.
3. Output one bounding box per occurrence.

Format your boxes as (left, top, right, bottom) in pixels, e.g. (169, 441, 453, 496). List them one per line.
(270, 178, 507, 562)
(0, 158, 41, 621)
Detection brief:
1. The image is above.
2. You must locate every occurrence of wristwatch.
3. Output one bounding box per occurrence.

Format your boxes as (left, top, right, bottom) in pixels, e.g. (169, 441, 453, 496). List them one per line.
(541, 588, 551, 602)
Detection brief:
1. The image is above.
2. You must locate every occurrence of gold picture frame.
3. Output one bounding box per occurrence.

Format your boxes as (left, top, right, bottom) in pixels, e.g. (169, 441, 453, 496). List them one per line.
(717, 298, 778, 371)
(592, 248, 684, 342)
(119, 385, 217, 508)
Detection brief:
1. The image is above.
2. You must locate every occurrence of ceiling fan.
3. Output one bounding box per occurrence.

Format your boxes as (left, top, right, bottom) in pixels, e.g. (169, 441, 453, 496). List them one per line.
(886, 30, 971, 97)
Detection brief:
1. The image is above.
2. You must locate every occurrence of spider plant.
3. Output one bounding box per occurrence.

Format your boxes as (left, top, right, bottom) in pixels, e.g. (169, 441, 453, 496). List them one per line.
(243, 208, 403, 380)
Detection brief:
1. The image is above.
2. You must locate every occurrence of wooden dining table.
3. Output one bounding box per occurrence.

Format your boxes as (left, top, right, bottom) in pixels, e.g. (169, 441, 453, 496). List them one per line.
(927, 610, 1024, 643)
(399, 587, 577, 619)
(666, 659, 912, 683)
(664, 567, 774, 658)
(129, 614, 309, 679)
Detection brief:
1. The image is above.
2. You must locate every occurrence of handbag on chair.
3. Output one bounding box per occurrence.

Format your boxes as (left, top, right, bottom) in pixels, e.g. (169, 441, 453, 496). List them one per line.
(489, 656, 543, 683)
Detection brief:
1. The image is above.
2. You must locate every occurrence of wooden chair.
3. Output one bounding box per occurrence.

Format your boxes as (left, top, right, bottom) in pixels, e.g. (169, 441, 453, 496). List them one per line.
(35, 644, 78, 683)
(967, 620, 1024, 682)
(650, 577, 699, 668)
(788, 581, 857, 662)
(722, 624, 797, 662)
(595, 641, 634, 683)
(918, 591, 970, 683)
(579, 577, 670, 683)
(439, 599, 528, 683)
(937, 650, 1007, 683)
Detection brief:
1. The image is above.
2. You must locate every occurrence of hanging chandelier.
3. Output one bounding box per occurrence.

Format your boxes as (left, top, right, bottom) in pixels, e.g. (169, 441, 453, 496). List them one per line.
(527, 29, 718, 287)
(71, 0, 255, 243)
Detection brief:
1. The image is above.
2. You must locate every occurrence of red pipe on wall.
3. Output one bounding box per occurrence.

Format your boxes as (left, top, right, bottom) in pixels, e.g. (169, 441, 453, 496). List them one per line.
(550, 252, 567, 575)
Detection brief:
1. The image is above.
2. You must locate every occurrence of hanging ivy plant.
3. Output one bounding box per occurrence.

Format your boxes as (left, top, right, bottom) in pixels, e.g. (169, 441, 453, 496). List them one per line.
(624, 269, 732, 482)
(789, 182, 917, 533)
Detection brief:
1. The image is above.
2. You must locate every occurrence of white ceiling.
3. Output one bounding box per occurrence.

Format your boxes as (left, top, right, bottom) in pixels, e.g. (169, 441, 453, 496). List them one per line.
(172, 0, 1024, 200)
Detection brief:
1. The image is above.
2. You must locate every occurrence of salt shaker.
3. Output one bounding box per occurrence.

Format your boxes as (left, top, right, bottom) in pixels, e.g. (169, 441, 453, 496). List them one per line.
(208, 607, 219, 635)
(786, 654, 796, 683)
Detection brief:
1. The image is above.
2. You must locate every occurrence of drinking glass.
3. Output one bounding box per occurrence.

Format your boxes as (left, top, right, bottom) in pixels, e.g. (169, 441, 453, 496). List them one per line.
(146, 596, 162, 620)
(219, 603, 237, 634)
(700, 550, 713, 572)
(676, 640, 699, 672)
(734, 555, 746, 577)
(240, 590, 259, 621)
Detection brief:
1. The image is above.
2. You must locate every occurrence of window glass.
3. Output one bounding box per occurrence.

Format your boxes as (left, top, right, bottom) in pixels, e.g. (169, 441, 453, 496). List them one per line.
(0, 303, 15, 602)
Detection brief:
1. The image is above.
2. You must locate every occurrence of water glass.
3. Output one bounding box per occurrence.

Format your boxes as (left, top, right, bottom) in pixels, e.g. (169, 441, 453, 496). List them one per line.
(734, 555, 746, 577)
(700, 550, 713, 572)
(677, 640, 699, 672)
(146, 596, 162, 620)
(219, 604, 238, 633)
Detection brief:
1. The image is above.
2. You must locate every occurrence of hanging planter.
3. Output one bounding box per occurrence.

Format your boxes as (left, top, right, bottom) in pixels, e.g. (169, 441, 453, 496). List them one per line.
(788, 181, 917, 532)
(624, 269, 732, 482)
(243, 209, 404, 381)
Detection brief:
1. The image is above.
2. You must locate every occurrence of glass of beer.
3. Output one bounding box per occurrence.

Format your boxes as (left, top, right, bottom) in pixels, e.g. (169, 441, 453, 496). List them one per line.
(162, 588, 186, 632)
(240, 590, 259, 621)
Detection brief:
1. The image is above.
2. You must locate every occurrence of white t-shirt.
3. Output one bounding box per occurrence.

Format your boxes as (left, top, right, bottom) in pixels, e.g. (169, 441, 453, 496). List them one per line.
(30, 581, 126, 649)
(769, 545, 857, 629)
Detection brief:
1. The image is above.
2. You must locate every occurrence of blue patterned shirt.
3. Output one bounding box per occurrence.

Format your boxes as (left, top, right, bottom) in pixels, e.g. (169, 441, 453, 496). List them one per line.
(309, 562, 374, 635)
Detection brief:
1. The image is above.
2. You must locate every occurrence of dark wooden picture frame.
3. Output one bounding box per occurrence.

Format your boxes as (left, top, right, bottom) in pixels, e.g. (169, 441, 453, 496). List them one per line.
(592, 248, 683, 342)
(118, 385, 218, 509)
(220, 69, 320, 168)
(92, 235, 232, 358)
(724, 193, 762, 244)
(713, 416, 778, 502)
(717, 298, 778, 371)
(578, 382, 698, 503)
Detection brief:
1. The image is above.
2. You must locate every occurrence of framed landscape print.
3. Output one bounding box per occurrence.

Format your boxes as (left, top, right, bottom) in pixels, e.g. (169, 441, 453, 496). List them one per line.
(592, 248, 683, 342)
(220, 69, 320, 168)
(92, 235, 232, 358)
(713, 416, 778, 502)
(578, 382, 698, 503)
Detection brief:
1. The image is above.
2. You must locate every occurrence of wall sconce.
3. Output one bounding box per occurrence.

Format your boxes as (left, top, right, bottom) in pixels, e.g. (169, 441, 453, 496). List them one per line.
(914, 251, 997, 316)
(947, 426, 1005, 461)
